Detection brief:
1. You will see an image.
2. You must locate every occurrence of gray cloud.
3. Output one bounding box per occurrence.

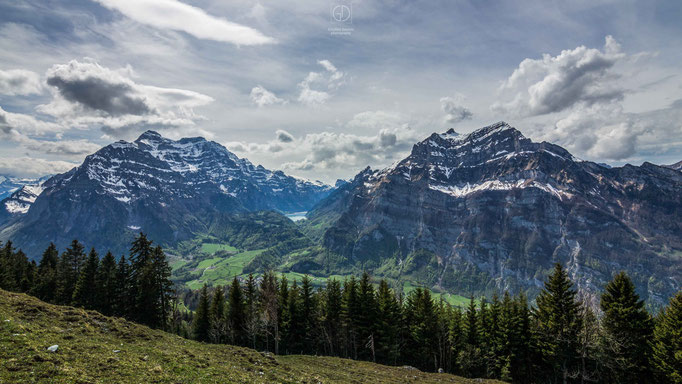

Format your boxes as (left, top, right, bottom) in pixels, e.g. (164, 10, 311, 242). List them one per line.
(47, 75, 151, 116)
(40, 60, 213, 135)
(0, 68, 42, 96)
(440, 96, 473, 124)
(276, 129, 294, 143)
(250, 85, 286, 107)
(492, 36, 626, 116)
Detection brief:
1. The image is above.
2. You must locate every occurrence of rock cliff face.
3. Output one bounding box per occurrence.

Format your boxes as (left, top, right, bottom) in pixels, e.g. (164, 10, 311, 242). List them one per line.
(0, 131, 331, 258)
(309, 122, 682, 307)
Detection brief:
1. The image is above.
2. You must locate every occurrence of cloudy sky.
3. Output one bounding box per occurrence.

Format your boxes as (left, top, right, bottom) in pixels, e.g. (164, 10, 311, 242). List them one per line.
(0, 0, 681, 182)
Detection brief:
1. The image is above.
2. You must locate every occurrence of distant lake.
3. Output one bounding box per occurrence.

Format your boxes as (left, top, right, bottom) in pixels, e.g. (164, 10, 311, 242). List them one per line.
(284, 211, 307, 222)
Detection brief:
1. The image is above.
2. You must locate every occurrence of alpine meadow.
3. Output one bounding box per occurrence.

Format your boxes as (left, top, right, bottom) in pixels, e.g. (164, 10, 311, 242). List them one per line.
(1, 0, 681, 383)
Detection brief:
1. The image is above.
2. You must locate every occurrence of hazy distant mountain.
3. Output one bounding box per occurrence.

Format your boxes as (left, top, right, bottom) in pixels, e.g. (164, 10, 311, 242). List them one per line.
(663, 160, 682, 171)
(0, 175, 49, 200)
(306, 122, 682, 307)
(0, 131, 332, 258)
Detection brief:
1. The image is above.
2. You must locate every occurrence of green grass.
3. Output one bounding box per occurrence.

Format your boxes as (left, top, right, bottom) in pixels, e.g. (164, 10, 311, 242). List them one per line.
(186, 250, 266, 289)
(0, 290, 502, 384)
(200, 243, 238, 255)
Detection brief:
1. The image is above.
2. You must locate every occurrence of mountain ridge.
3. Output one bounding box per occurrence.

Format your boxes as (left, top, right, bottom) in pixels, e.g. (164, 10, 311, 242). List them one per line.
(0, 131, 332, 258)
(305, 121, 682, 308)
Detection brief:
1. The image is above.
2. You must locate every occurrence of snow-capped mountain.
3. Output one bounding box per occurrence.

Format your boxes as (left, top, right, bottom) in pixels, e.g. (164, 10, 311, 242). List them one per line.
(0, 131, 332, 257)
(0, 175, 49, 200)
(306, 122, 682, 307)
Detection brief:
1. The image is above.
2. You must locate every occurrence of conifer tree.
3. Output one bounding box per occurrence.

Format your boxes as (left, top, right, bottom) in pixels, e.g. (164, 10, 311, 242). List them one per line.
(341, 276, 360, 359)
(375, 280, 399, 365)
(72, 248, 99, 308)
(150, 245, 173, 329)
(244, 274, 260, 349)
(33, 243, 59, 302)
(193, 284, 211, 342)
(459, 296, 484, 378)
(600, 271, 654, 383)
(357, 272, 377, 361)
(322, 278, 343, 356)
(652, 291, 682, 384)
(300, 275, 316, 354)
(259, 271, 279, 353)
(228, 277, 246, 346)
(114, 254, 130, 317)
(533, 263, 582, 384)
(56, 239, 86, 304)
(285, 280, 304, 353)
(96, 251, 118, 315)
(277, 275, 289, 353)
(209, 286, 226, 343)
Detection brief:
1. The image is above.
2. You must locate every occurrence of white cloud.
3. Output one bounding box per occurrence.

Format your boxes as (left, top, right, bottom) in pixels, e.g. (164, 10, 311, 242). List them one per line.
(0, 157, 77, 178)
(227, 110, 421, 176)
(250, 85, 286, 107)
(492, 36, 626, 116)
(0, 69, 42, 96)
(93, 0, 274, 46)
(297, 59, 346, 106)
(440, 96, 473, 124)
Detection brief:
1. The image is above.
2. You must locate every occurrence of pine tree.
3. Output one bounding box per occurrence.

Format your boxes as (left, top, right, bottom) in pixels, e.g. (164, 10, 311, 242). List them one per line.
(259, 271, 279, 354)
(56, 239, 86, 305)
(652, 291, 682, 383)
(459, 296, 484, 378)
(193, 284, 211, 342)
(599, 271, 654, 383)
(0, 241, 16, 290)
(285, 280, 304, 354)
(357, 272, 376, 361)
(533, 263, 582, 384)
(243, 274, 259, 349)
(322, 278, 343, 357)
(72, 248, 99, 308)
(300, 275, 317, 354)
(114, 254, 130, 317)
(277, 275, 289, 354)
(228, 277, 246, 346)
(128, 233, 153, 322)
(150, 245, 173, 329)
(209, 286, 226, 343)
(33, 243, 59, 302)
(375, 280, 399, 365)
(96, 251, 118, 315)
(341, 276, 360, 359)
(405, 287, 439, 371)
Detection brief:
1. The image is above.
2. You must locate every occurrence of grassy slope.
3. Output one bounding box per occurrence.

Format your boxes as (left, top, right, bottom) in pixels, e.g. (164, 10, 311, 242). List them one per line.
(0, 290, 502, 384)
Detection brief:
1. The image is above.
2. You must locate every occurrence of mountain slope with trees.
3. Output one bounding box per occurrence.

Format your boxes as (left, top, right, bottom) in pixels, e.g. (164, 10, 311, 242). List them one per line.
(303, 122, 682, 308)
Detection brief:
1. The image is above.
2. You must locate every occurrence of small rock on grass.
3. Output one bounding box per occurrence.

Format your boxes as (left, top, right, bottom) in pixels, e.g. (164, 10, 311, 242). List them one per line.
(47, 345, 59, 352)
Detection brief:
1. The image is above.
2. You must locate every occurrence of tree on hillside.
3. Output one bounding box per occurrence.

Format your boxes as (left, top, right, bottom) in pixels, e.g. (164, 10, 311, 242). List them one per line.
(96, 251, 118, 316)
(193, 284, 211, 342)
(56, 239, 86, 305)
(114, 254, 130, 317)
(72, 248, 99, 308)
(209, 285, 226, 343)
(533, 263, 582, 384)
(652, 292, 682, 384)
(228, 277, 246, 346)
(33, 243, 59, 302)
(459, 296, 483, 378)
(341, 276, 360, 359)
(321, 278, 343, 357)
(375, 280, 399, 365)
(600, 271, 654, 383)
(244, 274, 260, 349)
(259, 271, 279, 354)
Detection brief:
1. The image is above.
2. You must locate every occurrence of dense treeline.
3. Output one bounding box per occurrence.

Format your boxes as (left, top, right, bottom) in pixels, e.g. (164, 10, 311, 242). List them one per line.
(0, 234, 173, 329)
(2, 238, 681, 383)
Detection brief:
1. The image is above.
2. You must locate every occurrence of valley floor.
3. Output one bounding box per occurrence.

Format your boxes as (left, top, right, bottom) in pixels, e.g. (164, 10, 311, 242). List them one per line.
(0, 290, 502, 384)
